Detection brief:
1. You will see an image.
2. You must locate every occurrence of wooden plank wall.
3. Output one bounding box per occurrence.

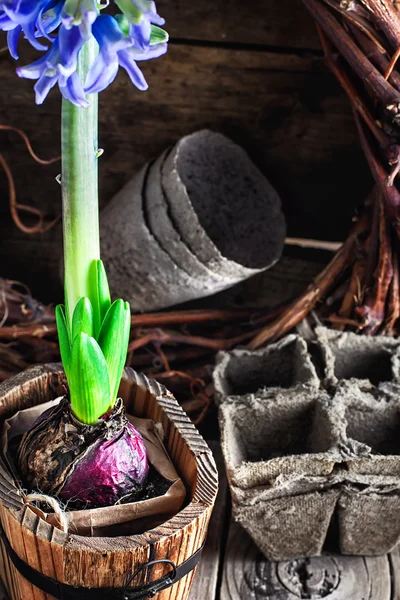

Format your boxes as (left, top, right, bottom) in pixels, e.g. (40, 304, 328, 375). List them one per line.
(0, 0, 372, 301)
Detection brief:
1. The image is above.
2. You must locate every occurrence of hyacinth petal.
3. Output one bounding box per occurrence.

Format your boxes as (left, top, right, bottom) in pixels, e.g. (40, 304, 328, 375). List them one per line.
(2, 1, 49, 51)
(38, 1, 64, 39)
(22, 19, 49, 52)
(58, 23, 86, 76)
(0, 14, 14, 31)
(129, 19, 151, 50)
(84, 51, 118, 94)
(16, 54, 50, 80)
(129, 40, 167, 61)
(7, 26, 21, 59)
(34, 71, 58, 104)
(91, 13, 131, 54)
(118, 48, 148, 90)
(60, 71, 90, 106)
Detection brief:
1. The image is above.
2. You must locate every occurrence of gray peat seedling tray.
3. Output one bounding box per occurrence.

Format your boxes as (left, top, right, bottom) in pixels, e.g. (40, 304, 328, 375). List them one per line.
(214, 330, 400, 560)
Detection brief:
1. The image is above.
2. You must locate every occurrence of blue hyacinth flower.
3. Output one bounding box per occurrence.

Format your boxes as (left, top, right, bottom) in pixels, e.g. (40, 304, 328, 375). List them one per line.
(0, 0, 57, 57)
(16, 25, 89, 106)
(115, 0, 164, 50)
(61, 0, 99, 38)
(85, 13, 167, 94)
(0, 0, 168, 105)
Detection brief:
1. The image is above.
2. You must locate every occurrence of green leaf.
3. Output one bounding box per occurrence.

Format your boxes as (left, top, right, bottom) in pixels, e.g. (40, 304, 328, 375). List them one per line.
(55, 304, 71, 377)
(115, 13, 130, 36)
(64, 288, 71, 331)
(88, 259, 112, 338)
(72, 297, 94, 342)
(150, 25, 169, 45)
(98, 299, 131, 403)
(69, 333, 111, 424)
(96, 259, 111, 326)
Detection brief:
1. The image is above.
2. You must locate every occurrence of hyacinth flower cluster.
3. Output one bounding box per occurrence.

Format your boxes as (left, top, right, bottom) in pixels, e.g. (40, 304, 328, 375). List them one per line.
(0, 0, 168, 106)
(2, 0, 168, 508)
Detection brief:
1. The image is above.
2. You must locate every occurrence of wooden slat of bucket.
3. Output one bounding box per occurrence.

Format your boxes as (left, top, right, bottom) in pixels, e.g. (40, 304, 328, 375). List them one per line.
(143, 503, 210, 600)
(0, 364, 218, 600)
(0, 541, 13, 600)
(2, 508, 36, 600)
(20, 508, 65, 600)
(20, 511, 50, 600)
(0, 507, 20, 600)
(0, 504, 69, 600)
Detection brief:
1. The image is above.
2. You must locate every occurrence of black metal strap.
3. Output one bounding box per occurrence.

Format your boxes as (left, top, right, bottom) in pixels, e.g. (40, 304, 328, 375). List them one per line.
(0, 523, 204, 599)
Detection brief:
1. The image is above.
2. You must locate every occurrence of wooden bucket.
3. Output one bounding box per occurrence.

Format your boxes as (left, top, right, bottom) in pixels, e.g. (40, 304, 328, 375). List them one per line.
(0, 364, 218, 600)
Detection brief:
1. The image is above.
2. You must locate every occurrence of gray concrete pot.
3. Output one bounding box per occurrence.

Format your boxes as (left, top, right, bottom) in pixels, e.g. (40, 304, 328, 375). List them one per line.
(100, 130, 286, 311)
(214, 329, 400, 560)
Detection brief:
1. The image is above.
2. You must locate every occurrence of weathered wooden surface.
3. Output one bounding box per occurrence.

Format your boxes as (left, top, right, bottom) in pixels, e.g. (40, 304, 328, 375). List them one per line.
(0, 0, 371, 301)
(220, 521, 399, 600)
(156, 0, 319, 49)
(188, 442, 228, 600)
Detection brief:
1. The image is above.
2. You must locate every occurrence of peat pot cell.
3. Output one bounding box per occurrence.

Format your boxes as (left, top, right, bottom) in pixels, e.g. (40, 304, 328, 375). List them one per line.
(221, 393, 318, 466)
(316, 327, 399, 385)
(345, 400, 400, 456)
(214, 335, 318, 399)
(334, 347, 394, 385)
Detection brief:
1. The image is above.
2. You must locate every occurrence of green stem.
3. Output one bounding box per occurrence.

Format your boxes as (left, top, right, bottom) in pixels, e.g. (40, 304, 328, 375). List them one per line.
(62, 37, 99, 325)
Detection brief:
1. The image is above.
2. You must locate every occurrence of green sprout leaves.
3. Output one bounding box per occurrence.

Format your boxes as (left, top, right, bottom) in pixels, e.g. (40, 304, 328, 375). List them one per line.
(88, 258, 111, 337)
(56, 259, 131, 425)
(72, 297, 94, 340)
(55, 305, 71, 375)
(70, 333, 111, 424)
(98, 299, 131, 403)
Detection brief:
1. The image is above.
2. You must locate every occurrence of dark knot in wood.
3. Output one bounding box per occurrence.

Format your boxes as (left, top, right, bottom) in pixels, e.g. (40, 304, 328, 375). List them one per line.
(277, 557, 340, 597)
(242, 554, 341, 599)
